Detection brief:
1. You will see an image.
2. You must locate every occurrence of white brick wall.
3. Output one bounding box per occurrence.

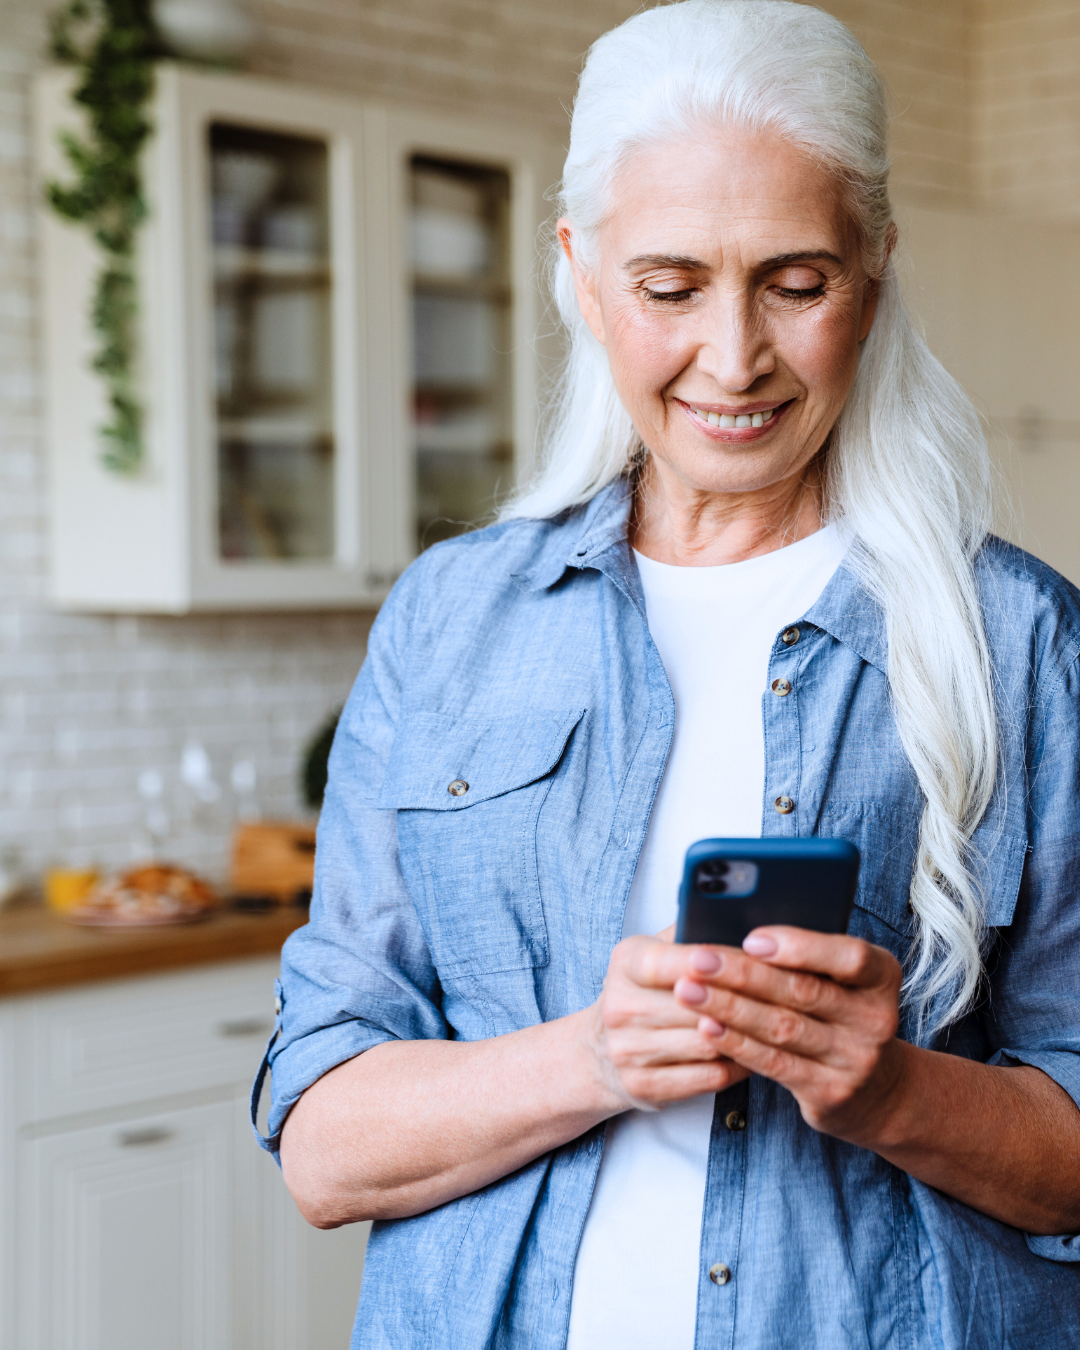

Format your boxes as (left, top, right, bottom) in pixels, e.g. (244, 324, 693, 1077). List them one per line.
(974, 0, 1080, 217)
(1, 0, 1077, 885)
(0, 0, 371, 883)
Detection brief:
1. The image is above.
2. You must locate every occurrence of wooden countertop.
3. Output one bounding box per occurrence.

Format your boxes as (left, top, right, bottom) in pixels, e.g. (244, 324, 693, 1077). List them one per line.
(0, 900, 307, 998)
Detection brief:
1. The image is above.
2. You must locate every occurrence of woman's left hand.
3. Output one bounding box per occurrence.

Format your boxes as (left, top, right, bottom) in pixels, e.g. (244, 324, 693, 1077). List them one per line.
(673, 927, 906, 1146)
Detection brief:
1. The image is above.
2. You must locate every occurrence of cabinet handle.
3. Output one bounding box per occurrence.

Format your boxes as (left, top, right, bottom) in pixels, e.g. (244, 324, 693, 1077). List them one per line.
(117, 1126, 173, 1148)
(217, 1017, 272, 1038)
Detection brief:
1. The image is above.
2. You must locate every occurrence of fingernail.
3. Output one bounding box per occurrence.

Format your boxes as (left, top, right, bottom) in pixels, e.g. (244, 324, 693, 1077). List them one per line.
(699, 1017, 725, 1037)
(675, 977, 707, 1004)
(689, 948, 721, 974)
(743, 933, 778, 956)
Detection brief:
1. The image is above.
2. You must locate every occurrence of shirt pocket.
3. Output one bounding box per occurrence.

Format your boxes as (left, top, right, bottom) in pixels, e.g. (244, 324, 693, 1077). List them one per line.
(821, 802, 1027, 945)
(379, 708, 585, 979)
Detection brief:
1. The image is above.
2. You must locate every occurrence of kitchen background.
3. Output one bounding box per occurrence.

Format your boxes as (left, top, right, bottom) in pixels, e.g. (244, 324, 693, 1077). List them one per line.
(2, 0, 1079, 887)
(0, 2, 1079, 1348)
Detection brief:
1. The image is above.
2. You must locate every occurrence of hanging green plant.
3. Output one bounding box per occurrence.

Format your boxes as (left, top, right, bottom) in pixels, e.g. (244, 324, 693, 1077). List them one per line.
(46, 1, 162, 475)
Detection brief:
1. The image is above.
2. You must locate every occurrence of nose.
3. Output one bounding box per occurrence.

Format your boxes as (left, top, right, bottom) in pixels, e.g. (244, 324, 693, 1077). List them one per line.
(693, 289, 775, 392)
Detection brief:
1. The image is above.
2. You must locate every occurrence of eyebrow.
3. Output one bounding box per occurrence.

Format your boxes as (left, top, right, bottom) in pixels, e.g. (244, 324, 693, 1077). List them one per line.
(623, 249, 844, 270)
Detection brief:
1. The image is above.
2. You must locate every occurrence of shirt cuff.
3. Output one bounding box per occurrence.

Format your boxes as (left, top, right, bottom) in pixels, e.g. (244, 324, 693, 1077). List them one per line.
(989, 1046, 1080, 1262)
(252, 1018, 392, 1153)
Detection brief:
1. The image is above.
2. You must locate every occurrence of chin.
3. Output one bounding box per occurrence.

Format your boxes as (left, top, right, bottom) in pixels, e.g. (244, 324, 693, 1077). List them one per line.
(661, 440, 808, 497)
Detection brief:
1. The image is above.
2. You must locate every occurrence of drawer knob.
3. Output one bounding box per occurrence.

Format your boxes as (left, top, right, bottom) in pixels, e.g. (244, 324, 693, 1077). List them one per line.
(217, 1017, 272, 1038)
(117, 1126, 173, 1148)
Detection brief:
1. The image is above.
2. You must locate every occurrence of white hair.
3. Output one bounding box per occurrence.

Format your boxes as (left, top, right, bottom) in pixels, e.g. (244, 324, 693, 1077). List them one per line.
(503, 0, 997, 1038)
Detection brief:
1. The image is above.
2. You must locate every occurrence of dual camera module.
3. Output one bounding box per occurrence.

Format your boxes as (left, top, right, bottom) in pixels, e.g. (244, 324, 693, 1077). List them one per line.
(693, 858, 760, 897)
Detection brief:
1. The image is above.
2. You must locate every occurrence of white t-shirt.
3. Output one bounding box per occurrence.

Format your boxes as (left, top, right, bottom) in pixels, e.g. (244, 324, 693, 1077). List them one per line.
(565, 524, 848, 1350)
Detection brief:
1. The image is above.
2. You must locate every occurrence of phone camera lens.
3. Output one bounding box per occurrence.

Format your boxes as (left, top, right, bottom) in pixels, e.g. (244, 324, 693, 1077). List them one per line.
(695, 860, 730, 893)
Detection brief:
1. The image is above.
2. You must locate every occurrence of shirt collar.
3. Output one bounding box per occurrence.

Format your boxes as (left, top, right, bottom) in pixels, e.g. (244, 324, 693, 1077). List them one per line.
(510, 476, 889, 675)
(804, 555, 888, 675)
(509, 476, 635, 593)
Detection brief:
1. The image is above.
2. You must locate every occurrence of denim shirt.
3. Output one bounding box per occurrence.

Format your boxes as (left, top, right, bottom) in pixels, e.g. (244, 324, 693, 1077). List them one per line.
(255, 478, 1080, 1348)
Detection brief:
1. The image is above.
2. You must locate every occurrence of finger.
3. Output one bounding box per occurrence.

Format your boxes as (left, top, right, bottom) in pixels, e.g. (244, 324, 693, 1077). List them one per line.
(602, 984, 707, 1033)
(610, 1026, 740, 1070)
(613, 934, 723, 991)
(619, 1059, 751, 1109)
(696, 1023, 820, 1094)
(679, 981, 837, 1063)
(674, 947, 851, 1025)
(655, 923, 676, 943)
(742, 927, 901, 992)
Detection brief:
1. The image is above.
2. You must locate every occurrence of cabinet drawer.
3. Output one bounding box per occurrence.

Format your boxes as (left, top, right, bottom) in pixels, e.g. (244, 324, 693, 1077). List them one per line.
(19, 1097, 233, 1350)
(20, 958, 278, 1125)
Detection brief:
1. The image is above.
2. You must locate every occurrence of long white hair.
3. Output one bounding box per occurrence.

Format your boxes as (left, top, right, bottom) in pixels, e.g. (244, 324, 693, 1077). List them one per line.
(503, 0, 997, 1038)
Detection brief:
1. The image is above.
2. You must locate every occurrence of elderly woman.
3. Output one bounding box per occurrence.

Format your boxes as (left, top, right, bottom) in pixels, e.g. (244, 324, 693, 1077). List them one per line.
(255, 2, 1080, 1345)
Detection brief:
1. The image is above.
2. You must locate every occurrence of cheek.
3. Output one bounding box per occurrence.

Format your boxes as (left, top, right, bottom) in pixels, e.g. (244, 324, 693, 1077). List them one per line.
(605, 308, 691, 402)
(784, 307, 862, 405)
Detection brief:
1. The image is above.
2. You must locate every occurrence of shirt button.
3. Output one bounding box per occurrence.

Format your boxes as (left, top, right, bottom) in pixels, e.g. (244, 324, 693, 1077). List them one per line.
(274, 996, 282, 1015)
(781, 627, 800, 646)
(774, 795, 795, 814)
(709, 1263, 732, 1286)
(725, 1109, 746, 1131)
(771, 678, 791, 697)
(447, 779, 469, 796)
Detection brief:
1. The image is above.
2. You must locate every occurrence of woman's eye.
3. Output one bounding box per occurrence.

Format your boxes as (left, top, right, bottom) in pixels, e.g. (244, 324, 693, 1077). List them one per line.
(773, 283, 826, 301)
(643, 287, 696, 303)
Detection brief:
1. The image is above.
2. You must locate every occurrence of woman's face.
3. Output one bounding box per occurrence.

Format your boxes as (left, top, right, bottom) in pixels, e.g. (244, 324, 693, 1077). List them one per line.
(562, 128, 883, 501)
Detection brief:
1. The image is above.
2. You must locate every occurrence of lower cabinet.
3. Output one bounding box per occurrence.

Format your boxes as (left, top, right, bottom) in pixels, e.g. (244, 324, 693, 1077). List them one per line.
(0, 958, 369, 1350)
(22, 1098, 234, 1350)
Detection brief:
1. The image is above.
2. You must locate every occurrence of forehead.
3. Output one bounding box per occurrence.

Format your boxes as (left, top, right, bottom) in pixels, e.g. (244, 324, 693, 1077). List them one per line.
(601, 128, 855, 265)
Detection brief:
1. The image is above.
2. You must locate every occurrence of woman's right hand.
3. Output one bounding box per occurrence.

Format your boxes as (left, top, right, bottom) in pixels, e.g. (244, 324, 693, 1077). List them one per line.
(585, 930, 751, 1111)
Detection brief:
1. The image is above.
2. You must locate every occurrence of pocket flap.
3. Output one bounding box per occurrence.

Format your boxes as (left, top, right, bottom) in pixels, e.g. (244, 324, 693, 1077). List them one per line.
(379, 708, 585, 811)
(969, 827, 1028, 929)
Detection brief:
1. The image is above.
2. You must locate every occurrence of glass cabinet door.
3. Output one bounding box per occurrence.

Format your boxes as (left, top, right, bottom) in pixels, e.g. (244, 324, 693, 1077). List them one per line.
(409, 156, 512, 551)
(209, 123, 335, 562)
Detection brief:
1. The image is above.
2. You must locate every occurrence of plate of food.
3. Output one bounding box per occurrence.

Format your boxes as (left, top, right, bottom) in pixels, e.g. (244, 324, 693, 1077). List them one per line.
(67, 864, 218, 927)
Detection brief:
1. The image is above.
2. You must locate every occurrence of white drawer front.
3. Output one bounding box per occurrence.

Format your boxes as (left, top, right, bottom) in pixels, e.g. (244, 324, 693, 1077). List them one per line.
(19, 1098, 233, 1350)
(22, 958, 279, 1125)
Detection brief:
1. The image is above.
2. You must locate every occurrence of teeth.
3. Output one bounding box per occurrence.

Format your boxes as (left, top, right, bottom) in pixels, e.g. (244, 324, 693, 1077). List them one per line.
(693, 405, 779, 429)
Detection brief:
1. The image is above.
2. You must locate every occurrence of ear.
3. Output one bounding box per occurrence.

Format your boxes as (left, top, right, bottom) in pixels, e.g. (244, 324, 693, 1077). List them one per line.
(858, 221, 898, 343)
(558, 219, 607, 345)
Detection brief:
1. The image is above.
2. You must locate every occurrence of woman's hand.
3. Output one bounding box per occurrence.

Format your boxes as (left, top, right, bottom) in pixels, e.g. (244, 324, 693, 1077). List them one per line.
(671, 926, 904, 1144)
(586, 927, 751, 1111)
(670, 926, 1080, 1234)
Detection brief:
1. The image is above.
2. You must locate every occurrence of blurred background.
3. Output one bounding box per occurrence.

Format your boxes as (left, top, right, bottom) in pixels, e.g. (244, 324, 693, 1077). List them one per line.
(0, 1, 1077, 1348)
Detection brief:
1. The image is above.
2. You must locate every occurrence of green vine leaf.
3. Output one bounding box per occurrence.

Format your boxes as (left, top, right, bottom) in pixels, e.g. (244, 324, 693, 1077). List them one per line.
(46, 0, 161, 476)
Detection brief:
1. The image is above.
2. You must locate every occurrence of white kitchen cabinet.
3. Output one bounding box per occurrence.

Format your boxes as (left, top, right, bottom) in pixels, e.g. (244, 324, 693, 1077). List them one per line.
(0, 958, 369, 1350)
(21, 1098, 234, 1350)
(35, 66, 560, 612)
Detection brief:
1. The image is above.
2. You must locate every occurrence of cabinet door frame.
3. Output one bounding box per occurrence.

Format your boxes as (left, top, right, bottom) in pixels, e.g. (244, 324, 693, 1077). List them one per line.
(160, 64, 372, 609)
(370, 106, 562, 578)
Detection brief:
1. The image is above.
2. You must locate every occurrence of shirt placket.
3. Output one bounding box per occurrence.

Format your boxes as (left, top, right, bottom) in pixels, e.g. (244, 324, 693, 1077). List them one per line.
(761, 623, 810, 837)
(693, 1080, 751, 1349)
(692, 620, 812, 1348)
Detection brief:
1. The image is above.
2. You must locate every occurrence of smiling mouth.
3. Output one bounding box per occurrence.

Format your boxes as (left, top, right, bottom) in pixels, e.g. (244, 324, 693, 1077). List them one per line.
(684, 400, 791, 430)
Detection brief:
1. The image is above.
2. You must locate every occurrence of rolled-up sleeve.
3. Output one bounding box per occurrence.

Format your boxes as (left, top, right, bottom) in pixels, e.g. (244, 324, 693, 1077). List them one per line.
(256, 569, 447, 1152)
(985, 645, 1080, 1259)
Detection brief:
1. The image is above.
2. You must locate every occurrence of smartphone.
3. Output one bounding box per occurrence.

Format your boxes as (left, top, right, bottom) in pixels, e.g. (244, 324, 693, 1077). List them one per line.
(675, 837, 860, 947)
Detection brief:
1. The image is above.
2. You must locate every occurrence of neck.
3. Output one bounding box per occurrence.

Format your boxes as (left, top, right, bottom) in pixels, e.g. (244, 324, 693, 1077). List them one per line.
(629, 454, 825, 566)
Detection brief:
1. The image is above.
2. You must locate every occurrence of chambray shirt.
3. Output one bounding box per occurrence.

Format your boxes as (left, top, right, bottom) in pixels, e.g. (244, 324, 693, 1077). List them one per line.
(255, 478, 1080, 1348)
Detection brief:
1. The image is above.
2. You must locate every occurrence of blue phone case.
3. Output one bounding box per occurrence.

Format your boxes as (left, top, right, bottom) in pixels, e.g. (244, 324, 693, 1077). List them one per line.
(675, 837, 860, 946)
